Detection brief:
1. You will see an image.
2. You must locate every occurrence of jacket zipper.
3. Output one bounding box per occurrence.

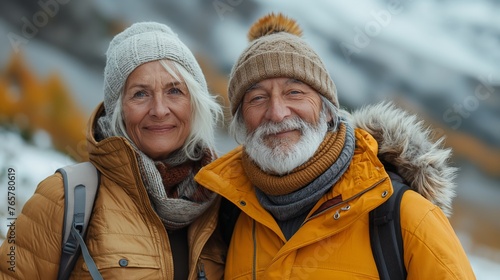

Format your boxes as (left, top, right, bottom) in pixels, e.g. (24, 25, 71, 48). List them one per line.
(304, 177, 387, 223)
(252, 219, 257, 280)
(197, 261, 207, 280)
(194, 199, 219, 280)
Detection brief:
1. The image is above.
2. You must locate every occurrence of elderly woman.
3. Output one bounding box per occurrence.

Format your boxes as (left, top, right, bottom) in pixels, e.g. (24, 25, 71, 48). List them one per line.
(0, 22, 225, 279)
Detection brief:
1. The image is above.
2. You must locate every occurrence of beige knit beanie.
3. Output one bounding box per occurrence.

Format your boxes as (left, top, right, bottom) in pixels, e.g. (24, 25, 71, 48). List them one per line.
(103, 22, 207, 117)
(228, 13, 338, 115)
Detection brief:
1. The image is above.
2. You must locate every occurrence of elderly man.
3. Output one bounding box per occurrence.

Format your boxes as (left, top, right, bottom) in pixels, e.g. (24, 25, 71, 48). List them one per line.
(195, 13, 475, 279)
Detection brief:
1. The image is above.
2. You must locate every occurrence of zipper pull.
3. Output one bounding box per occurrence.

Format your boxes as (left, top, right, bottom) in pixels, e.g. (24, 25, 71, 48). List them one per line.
(197, 262, 207, 280)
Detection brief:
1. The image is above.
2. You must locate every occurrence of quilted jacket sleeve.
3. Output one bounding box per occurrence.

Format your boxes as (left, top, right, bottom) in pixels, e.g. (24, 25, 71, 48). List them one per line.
(0, 174, 65, 279)
(402, 191, 476, 280)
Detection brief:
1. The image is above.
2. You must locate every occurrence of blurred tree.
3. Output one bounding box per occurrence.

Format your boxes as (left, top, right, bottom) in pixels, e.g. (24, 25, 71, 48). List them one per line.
(0, 53, 88, 161)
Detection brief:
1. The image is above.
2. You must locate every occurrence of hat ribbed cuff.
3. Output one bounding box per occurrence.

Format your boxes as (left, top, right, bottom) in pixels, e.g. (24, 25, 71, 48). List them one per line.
(229, 51, 337, 115)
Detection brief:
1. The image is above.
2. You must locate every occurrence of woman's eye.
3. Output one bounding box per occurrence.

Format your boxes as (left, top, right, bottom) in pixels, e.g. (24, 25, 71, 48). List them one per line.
(168, 87, 182, 95)
(289, 90, 302, 95)
(133, 90, 147, 98)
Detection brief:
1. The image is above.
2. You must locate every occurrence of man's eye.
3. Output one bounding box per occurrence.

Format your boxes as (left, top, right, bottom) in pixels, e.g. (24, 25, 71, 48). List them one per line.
(247, 95, 266, 103)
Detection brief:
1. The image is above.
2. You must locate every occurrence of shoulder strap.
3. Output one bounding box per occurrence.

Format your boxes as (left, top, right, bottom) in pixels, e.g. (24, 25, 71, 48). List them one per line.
(369, 171, 409, 280)
(219, 196, 241, 247)
(56, 162, 103, 280)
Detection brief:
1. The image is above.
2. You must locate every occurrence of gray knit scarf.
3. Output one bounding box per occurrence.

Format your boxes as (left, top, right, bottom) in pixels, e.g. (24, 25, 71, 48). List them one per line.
(97, 115, 216, 230)
(255, 122, 355, 222)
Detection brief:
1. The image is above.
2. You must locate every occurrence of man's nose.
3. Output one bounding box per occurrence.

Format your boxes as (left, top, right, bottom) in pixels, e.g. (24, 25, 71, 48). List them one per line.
(265, 96, 291, 122)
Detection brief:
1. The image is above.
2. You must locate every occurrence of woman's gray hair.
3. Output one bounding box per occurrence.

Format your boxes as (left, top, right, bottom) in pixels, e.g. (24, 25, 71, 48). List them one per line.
(228, 94, 340, 144)
(109, 60, 223, 160)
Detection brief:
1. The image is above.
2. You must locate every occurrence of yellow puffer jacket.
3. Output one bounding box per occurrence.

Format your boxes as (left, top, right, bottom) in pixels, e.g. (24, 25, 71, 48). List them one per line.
(195, 128, 475, 279)
(0, 104, 225, 279)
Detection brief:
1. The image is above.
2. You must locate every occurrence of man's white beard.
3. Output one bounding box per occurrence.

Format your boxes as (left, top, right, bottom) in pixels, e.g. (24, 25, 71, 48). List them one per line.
(244, 113, 329, 175)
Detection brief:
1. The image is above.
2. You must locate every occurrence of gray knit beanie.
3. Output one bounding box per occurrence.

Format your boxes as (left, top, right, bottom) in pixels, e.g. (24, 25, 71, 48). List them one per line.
(103, 21, 207, 116)
(228, 13, 338, 115)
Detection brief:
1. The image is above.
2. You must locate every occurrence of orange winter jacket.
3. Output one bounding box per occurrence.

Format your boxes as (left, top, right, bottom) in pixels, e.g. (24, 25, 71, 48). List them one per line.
(0, 104, 225, 279)
(195, 128, 475, 280)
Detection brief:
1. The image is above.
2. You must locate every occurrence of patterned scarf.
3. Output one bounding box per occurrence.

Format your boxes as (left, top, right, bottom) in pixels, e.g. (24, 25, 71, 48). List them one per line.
(243, 122, 355, 221)
(155, 153, 214, 203)
(140, 148, 216, 230)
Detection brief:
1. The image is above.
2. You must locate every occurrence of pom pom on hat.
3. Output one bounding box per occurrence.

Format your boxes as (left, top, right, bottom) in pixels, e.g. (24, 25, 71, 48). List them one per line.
(228, 13, 338, 115)
(247, 13, 303, 41)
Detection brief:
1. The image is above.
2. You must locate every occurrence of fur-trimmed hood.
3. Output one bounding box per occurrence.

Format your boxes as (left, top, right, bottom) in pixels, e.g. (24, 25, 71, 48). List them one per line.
(345, 102, 457, 217)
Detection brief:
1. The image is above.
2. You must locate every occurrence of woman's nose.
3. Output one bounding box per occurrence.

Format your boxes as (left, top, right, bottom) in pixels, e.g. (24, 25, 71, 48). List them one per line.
(149, 94, 170, 117)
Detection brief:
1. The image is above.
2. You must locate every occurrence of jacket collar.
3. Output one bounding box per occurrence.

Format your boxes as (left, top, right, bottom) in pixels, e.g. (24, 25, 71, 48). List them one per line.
(349, 101, 457, 216)
(85, 102, 143, 189)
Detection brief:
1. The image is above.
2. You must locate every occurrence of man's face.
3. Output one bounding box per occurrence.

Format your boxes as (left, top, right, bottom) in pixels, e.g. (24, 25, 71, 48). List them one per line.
(241, 77, 328, 174)
(242, 78, 323, 148)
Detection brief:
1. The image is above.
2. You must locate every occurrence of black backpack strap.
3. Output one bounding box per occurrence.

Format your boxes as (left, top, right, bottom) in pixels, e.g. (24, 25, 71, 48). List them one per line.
(219, 196, 241, 247)
(369, 171, 409, 280)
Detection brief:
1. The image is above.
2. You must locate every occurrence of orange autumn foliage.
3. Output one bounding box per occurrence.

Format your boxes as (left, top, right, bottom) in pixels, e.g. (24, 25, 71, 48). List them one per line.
(0, 53, 88, 161)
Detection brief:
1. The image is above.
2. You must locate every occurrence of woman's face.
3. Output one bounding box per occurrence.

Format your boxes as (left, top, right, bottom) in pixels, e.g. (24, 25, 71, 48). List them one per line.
(122, 60, 192, 160)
